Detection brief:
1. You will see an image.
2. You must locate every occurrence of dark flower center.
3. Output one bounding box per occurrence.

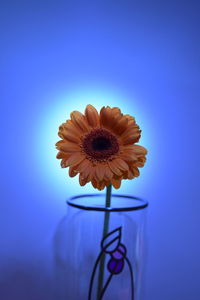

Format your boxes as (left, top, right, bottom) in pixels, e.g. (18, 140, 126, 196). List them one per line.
(92, 137, 111, 151)
(82, 128, 119, 161)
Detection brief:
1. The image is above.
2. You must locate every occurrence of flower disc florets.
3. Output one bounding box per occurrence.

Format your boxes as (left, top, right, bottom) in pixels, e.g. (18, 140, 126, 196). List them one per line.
(82, 128, 119, 162)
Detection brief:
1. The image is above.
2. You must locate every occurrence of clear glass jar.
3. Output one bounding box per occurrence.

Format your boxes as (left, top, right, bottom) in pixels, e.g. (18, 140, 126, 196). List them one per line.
(53, 194, 148, 300)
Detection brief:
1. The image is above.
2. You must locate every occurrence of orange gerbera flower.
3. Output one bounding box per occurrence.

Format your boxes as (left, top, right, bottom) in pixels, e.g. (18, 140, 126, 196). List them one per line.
(56, 105, 147, 190)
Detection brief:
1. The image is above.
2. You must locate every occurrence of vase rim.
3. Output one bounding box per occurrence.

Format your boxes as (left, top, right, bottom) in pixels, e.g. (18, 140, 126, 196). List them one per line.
(67, 194, 148, 212)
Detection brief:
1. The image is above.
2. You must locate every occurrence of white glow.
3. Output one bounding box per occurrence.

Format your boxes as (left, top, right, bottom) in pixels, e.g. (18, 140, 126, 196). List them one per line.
(33, 85, 154, 199)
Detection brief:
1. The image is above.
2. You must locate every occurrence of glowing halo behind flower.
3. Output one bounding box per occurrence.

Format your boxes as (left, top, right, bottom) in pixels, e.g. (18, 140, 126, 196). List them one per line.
(34, 86, 152, 198)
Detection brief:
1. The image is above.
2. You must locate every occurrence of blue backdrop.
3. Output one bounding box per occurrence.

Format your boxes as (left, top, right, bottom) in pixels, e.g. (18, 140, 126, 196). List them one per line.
(1, 0, 200, 299)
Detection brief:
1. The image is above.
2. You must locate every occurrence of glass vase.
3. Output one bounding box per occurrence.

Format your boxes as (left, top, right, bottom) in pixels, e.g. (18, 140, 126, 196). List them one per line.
(53, 194, 148, 300)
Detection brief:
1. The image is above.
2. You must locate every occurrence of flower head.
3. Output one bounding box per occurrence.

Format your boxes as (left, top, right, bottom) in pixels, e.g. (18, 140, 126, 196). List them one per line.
(56, 105, 147, 190)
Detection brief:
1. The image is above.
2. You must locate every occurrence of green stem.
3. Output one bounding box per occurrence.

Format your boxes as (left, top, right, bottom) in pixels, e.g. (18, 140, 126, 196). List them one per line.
(97, 185, 112, 299)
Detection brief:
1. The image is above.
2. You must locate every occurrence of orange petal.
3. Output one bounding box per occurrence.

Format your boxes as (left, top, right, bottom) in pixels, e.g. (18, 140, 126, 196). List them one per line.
(111, 178, 122, 189)
(120, 145, 138, 160)
(79, 174, 87, 186)
(85, 104, 99, 127)
(132, 145, 148, 155)
(81, 164, 93, 181)
(122, 132, 141, 145)
(114, 158, 129, 171)
(107, 107, 123, 129)
(100, 106, 110, 128)
(95, 181, 101, 190)
(59, 121, 82, 138)
(121, 125, 140, 140)
(104, 166, 113, 181)
(108, 160, 122, 176)
(76, 159, 91, 172)
(100, 106, 125, 130)
(61, 129, 81, 144)
(69, 165, 79, 177)
(58, 124, 65, 139)
(71, 111, 90, 133)
(95, 180, 106, 190)
(87, 166, 96, 181)
(123, 114, 135, 123)
(95, 164, 106, 181)
(111, 107, 122, 117)
(130, 166, 140, 177)
(67, 153, 85, 166)
(124, 169, 135, 179)
(56, 151, 70, 159)
(60, 158, 67, 168)
(105, 180, 112, 187)
(120, 120, 141, 143)
(91, 179, 98, 189)
(58, 141, 80, 152)
(99, 181, 106, 190)
(55, 140, 66, 148)
(135, 156, 147, 167)
(112, 116, 128, 135)
(120, 152, 137, 162)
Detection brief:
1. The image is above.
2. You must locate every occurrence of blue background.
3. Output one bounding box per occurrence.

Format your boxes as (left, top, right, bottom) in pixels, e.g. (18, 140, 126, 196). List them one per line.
(1, 0, 200, 299)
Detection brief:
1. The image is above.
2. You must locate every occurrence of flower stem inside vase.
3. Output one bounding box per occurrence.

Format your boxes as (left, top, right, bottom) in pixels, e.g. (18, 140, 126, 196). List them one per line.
(97, 184, 112, 299)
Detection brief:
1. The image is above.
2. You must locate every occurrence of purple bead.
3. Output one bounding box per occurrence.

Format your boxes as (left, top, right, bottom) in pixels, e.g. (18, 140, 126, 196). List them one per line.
(107, 258, 124, 274)
(112, 244, 126, 260)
